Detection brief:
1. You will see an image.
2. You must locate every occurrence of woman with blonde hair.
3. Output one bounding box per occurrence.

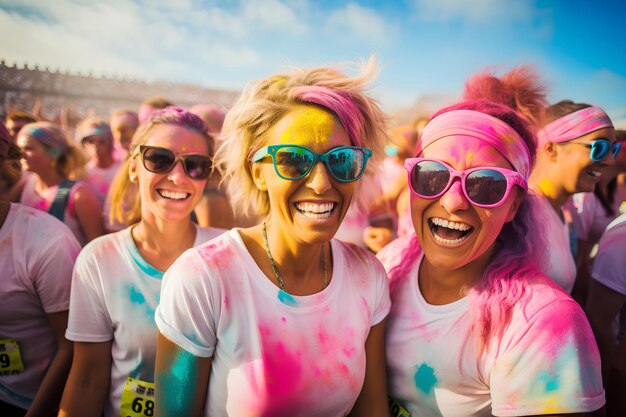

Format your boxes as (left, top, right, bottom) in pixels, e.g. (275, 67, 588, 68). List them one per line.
(59, 107, 224, 417)
(16, 122, 103, 245)
(154, 59, 391, 416)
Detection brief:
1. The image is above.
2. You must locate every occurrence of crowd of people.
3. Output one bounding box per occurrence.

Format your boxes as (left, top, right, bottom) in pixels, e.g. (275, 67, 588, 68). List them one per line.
(0, 58, 625, 417)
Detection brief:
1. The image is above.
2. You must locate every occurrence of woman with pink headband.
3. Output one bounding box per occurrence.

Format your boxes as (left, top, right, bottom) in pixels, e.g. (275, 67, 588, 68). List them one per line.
(529, 101, 619, 296)
(378, 99, 604, 416)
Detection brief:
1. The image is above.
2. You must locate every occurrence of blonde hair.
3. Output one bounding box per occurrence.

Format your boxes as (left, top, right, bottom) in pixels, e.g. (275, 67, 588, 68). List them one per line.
(18, 122, 87, 179)
(108, 107, 213, 226)
(214, 57, 389, 218)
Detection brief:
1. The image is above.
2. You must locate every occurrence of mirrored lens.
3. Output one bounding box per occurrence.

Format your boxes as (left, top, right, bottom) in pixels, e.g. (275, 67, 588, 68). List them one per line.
(183, 155, 212, 179)
(590, 140, 610, 162)
(466, 169, 507, 205)
(143, 147, 175, 172)
(411, 161, 450, 196)
(612, 142, 622, 158)
(328, 148, 365, 181)
(275, 147, 314, 179)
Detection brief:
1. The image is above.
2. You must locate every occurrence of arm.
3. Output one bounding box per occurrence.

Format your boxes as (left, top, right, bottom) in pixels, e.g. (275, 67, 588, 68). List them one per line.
(154, 332, 212, 417)
(24, 311, 73, 417)
(72, 186, 105, 242)
(585, 280, 626, 383)
(58, 341, 112, 417)
(348, 320, 390, 417)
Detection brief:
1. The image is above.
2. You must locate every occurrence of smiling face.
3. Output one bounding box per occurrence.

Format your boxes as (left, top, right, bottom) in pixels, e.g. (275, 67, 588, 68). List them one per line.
(412, 137, 522, 272)
(252, 104, 356, 245)
(129, 124, 209, 223)
(554, 127, 616, 193)
(16, 134, 53, 174)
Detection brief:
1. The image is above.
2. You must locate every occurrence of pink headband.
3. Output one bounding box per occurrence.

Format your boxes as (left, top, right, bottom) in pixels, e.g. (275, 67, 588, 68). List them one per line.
(418, 110, 532, 178)
(537, 106, 613, 148)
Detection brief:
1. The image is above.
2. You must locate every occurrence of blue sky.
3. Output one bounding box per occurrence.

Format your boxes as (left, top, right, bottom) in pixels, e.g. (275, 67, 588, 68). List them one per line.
(1, 0, 625, 125)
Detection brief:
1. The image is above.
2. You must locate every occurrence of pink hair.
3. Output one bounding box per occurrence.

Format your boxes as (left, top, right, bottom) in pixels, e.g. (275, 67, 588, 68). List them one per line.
(390, 99, 549, 353)
(463, 66, 548, 130)
(294, 86, 365, 147)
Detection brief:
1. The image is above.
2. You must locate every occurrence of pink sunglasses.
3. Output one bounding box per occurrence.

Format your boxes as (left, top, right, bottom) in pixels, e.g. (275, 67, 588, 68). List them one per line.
(405, 158, 527, 208)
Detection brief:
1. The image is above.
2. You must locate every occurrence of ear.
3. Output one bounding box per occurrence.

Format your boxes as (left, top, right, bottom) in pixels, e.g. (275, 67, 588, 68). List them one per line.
(128, 159, 139, 184)
(251, 162, 267, 191)
(504, 190, 524, 223)
(543, 142, 559, 162)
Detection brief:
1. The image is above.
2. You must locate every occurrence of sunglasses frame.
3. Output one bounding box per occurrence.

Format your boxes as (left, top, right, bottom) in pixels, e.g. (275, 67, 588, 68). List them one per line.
(135, 145, 212, 180)
(564, 139, 622, 162)
(251, 144, 372, 183)
(404, 158, 528, 208)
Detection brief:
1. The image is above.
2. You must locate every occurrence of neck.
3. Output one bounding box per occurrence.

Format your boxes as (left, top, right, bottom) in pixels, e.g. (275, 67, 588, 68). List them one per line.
(132, 214, 196, 270)
(35, 169, 63, 188)
(419, 244, 495, 305)
(95, 154, 115, 169)
(529, 171, 569, 214)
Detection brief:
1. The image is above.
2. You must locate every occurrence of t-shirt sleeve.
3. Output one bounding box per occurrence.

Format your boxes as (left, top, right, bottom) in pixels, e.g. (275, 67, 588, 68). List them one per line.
(32, 226, 81, 314)
(370, 257, 391, 327)
(490, 298, 605, 416)
(570, 193, 595, 242)
(155, 249, 220, 358)
(591, 227, 626, 295)
(65, 245, 114, 342)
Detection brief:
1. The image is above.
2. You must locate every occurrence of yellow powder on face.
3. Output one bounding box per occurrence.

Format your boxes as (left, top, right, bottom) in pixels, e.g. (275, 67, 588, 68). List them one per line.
(466, 152, 474, 164)
(279, 106, 335, 145)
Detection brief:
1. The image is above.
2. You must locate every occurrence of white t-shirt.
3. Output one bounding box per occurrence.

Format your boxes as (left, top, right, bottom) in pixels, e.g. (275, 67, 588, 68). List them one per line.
(567, 191, 626, 246)
(378, 236, 604, 417)
(156, 229, 391, 416)
(0, 203, 81, 409)
(592, 213, 626, 296)
(65, 225, 223, 417)
(84, 159, 122, 204)
(19, 173, 87, 246)
(532, 192, 576, 293)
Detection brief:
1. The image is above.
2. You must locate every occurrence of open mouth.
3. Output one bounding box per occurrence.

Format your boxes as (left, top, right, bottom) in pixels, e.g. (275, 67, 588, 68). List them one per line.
(428, 217, 474, 246)
(157, 189, 191, 201)
(294, 202, 337, 220)
(585, 168, 602, 179)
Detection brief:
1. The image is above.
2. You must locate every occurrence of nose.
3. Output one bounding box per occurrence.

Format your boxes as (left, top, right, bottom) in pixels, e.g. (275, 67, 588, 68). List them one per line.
(166, 159, 188, 182)
(305, 161, 332, 194)
(438, 179, 470, 213)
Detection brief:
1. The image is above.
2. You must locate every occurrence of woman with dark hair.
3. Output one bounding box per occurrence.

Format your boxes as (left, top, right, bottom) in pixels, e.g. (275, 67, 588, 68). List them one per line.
(379, 86, 604, 414)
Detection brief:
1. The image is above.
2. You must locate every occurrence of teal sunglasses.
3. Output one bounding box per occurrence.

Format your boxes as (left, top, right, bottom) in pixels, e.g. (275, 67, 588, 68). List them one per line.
(567, 139, 622, 162)
(251, 144, 372, 182)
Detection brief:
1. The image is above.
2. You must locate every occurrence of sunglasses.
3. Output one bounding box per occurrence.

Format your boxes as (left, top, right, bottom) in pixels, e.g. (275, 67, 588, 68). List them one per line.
(135, 145, 212, 180)
(565, 139, 622, 162)
(251, 145, 372, 182)
(405, 158, 528, 208)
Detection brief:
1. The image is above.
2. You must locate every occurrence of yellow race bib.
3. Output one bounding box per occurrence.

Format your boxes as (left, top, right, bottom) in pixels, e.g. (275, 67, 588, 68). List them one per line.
(0, 339, 25, 375)
(119, 377, 155, 417)
(389, 397, 411, 417)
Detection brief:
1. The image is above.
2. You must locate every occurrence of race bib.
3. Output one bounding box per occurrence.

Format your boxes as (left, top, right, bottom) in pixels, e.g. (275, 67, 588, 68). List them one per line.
(0, 339, 25, 375)
(389, 397, 411, 417)
(120, 377, 155, 417)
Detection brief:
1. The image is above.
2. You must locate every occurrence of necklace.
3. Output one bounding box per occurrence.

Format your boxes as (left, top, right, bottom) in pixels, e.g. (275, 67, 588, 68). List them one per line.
(262, 222, 328, 293)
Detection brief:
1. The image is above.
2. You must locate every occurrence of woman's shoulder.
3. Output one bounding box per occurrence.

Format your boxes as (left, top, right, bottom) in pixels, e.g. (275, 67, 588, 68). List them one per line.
(195, 225, 228, 245)
(192, 228, 243, 264)
(77, 228, 126, 260)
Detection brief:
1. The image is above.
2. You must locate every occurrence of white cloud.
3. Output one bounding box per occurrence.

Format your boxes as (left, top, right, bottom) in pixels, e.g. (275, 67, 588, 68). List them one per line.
(410, 0, 535, 23)
(325, 3, 396, 46)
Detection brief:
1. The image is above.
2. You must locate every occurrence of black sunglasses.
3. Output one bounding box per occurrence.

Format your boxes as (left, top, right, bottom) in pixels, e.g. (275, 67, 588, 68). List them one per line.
(135, 145, 212, 180)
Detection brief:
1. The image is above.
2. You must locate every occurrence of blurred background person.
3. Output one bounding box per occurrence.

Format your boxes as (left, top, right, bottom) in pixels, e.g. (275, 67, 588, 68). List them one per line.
(530, 101, 618, 294)
(0, 121, 81, 417)
(76, 117, 122, 205)
(5, 111, 38, 141)
(138, 96, 173, 124)
(109, 109, 139, 160)
(16, 122, 104, 245)
(585, 211, 626, 416)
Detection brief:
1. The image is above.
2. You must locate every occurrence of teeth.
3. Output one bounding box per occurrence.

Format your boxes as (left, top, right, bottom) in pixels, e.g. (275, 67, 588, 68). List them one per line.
(433, 232, 471, 246)
(159, 189, 189, 200)
(430, 217, 471, 231)
(587, 170, 601, 178)
(295, 202, 335, 219)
